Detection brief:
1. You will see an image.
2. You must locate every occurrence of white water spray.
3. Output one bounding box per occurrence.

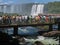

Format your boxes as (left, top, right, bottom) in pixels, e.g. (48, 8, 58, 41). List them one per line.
(31, 4, 44, 16)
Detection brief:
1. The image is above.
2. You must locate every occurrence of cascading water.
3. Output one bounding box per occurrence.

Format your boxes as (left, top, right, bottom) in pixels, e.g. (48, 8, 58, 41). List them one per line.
(31, 3, 44, 16)
(31, 4, 37, 15)
(36, 4, 44, 14)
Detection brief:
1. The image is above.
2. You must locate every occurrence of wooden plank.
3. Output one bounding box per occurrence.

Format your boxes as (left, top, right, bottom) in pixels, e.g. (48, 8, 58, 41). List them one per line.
(0, 23, 56, 28)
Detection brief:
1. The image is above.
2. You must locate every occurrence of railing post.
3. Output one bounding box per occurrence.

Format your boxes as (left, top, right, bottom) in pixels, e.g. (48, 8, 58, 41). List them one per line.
(13, 26, 18, 35)
(58, 22, 60, 31)
(49, 24, 52, 31)
(58, 22, 60, 45)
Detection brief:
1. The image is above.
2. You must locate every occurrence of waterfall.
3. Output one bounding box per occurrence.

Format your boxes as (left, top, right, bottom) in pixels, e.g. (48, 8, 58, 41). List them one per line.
(36, 4, 44, 14)
(0, 3, 44, 15)
(3, 5, 7, 13)
(31, 4, 44, 16)
(31, 4, 37, 16)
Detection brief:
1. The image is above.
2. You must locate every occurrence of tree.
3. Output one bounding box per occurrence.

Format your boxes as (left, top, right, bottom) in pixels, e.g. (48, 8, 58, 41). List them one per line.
(45, 1, 60, 14)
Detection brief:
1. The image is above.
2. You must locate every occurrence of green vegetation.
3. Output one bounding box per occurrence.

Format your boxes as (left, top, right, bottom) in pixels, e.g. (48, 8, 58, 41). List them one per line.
(45, 1, 60, 14)
(0, 12, 19, 16)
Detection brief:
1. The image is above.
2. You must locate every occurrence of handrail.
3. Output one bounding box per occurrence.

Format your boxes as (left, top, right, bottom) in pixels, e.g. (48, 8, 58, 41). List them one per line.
(0, 22, 59, 35)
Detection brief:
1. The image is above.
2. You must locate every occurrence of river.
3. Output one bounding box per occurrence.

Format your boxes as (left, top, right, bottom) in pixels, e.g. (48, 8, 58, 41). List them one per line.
(0, 24, 58, 35)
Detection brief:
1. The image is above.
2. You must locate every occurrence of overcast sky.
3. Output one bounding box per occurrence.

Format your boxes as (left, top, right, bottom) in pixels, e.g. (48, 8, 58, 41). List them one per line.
(0, 0, 60, 4)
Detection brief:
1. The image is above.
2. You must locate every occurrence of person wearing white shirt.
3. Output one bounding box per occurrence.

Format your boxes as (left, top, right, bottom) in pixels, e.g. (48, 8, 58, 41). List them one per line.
(0, 16, 2, 24)
(21, 16, 25, 23)
(16, 16, 19, 24)
(24, 16, 28, 23)
(19, 16, 22, 23)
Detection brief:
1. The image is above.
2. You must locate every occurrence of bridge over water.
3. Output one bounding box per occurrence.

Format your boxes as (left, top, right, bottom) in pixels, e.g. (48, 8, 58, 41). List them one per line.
(0, 13, 60, 35)
(0, 14, 60, 45)
(0, 22, 60, 35)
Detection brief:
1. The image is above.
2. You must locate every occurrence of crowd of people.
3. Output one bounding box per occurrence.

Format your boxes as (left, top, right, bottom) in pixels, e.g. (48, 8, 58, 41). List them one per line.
(0, 15, 59, 45)
(0, 15, 55, 25)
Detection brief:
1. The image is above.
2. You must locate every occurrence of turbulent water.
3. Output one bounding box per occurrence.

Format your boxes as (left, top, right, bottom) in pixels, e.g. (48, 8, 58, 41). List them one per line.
(0, 26, 39, 35)
(0, 25, 58, 35)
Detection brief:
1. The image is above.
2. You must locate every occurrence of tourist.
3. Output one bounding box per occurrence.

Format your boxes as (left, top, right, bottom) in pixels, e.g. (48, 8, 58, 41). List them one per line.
(5, 16, 10, 24)
(41, 16, 45, 23)
(0, 16, 3, 24)
(24, 15, 28, 23)
(31, 15, 36, 23)
(11, 16, 16, 24)
(35, 15, 40, 23)
(45, 16, 49, 22)
(27, 16, 29, 23)
(38, 15, 41, 22)
(19, 16, 22, 24)
(2, 15, 9, 24)
(29, 15, 32, 23)
(2, 15, 5, 24)
(8, 16, 11, 24)
(16, 16, 19, 24)
(51, 16, 54, 23)
(21, 16, 25, 23)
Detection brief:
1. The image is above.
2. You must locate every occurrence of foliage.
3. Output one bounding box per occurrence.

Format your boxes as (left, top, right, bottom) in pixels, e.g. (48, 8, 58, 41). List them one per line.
(0, 12, 19, 16)
(45, 1, 60, 14)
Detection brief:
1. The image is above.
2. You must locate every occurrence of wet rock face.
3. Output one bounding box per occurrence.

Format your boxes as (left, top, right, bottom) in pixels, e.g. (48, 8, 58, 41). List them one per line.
(42, 31, 60, 37)
(34, 41, 44, 45)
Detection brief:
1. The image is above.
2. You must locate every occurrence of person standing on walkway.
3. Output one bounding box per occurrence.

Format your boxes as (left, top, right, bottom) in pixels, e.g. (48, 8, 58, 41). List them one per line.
(0, 16, 3, 24)
(11, 16, 16, 24)
(24, 15, 28, 23)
